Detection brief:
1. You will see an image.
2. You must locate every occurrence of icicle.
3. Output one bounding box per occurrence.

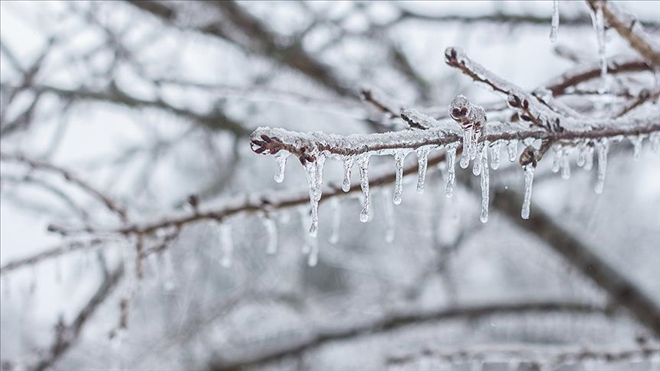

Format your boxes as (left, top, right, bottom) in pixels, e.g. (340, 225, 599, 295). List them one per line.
(650, 132, 660, 153)
(551, 145, 562, 173)
(460, 126, 473, 169)
(550, 0, 560, 42)
(220, 223, 233, 268)
(263, 216, 278, 254)
(393, 151, 407, 205)
(469, 129, 481, 161)
(480, 143, 490, 223)
(304, 154, 325, 237)
(329, 197, 341, 245)
(576, 141, 588, 167)
(445, 143, 458, 198)
(342, 157, 354, 192)
(307, 237, 319, 267)
(507, 139, 518, 162)
(595, 139, 609, 194)
(472, 141, 483, 176)
(273, 151, 289, 183)
(628, 135, 645, 160)
(383, 190, 395, 243)
(591, 2, 608, 91)
(416, 146, 432, 194)
(358, 155, 371, 222)
(561, 148, 571, 180)
(521, 165, 535, 219)
(490, 141, 501, 170)
(584, 144, 595, 171)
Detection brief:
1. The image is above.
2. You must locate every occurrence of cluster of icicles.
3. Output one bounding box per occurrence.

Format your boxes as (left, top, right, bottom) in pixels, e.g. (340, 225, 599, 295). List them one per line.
(248, 132, 660, 268)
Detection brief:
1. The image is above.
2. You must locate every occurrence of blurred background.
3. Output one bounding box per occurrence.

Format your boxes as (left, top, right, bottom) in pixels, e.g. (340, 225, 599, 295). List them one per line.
(1, 1, 659, 370)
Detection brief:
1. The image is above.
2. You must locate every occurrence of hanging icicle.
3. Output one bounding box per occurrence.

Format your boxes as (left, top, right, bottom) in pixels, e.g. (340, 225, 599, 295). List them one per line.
(416, 146, 433, 194)
(507, 139, 518, 162)
(591, 1, 608, 92)
(480, 142, 490, 223)
(445, 142, 458, 198)
(393, 151, 408, 204)
(342, 157, 354, 192)
(595, 139, 610, 194)
(550, 0, 560, 42)
(358, 155, 371, 222)
(490, 141, 501, 170)
(628, 135, 645, 160)
(273, 151, 289, 183)
(521, 165, 536, 220)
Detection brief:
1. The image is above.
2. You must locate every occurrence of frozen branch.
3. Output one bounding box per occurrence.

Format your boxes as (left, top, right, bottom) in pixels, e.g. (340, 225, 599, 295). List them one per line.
(209, 300, 607, 370)
(587, 0, 660, 67)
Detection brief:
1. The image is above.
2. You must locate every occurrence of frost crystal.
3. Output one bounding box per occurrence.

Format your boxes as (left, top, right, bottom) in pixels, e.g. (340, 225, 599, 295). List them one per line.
(220, 223, 233, 268)
(416, 146, 433, 194)
(480, 142, 490, 223)
(550, 0, 560, 42)
(329, 197, 341, 245)
(507, 139, 518, 162)
(595, 139, 610, 194)
(445, 142, 458, 198)
(358, 155, 371, 222)
(273, 151, 289, 183)
(262, 216, 278, 254)
(521, 165, 535, 220)
(342, 157, 354, 192)
(490, 141, 501, 170)
(393, 151, 408, 205)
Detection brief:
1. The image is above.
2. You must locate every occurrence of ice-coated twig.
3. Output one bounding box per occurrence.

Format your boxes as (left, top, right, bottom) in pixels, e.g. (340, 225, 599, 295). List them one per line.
(586, 0, 660, 67)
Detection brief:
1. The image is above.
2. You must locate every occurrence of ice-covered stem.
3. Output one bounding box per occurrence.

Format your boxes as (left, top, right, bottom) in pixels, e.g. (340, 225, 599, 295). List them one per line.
(1, 153, 129, 223)
(30, 264, 124, 371)
(208, 301, 607, 370)
(359, 87, 401, 119)
(586, 0, 660, 67)
(444, 47, 560, 131)
(250, 121, 660, 161)
(492, 187, 660, 337)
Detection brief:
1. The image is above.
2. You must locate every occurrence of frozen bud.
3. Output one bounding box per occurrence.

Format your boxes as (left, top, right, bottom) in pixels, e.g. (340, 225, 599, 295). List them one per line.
(507, 93, 521, 108)
(449, 94, 470, 123)
(467, 103, 487, 127)
(519, 146, 538, 168)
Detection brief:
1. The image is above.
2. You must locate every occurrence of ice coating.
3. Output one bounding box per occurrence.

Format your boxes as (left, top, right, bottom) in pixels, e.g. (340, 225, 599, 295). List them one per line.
(273, 151, 289, 183)
(358, 155, 371, 222)
(416, 146, 433, 194)
(595, 139, 609, 194)
(521, 165, 535, 220)
(480, 143, 490, 223)
(445, 142, 458, 198)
